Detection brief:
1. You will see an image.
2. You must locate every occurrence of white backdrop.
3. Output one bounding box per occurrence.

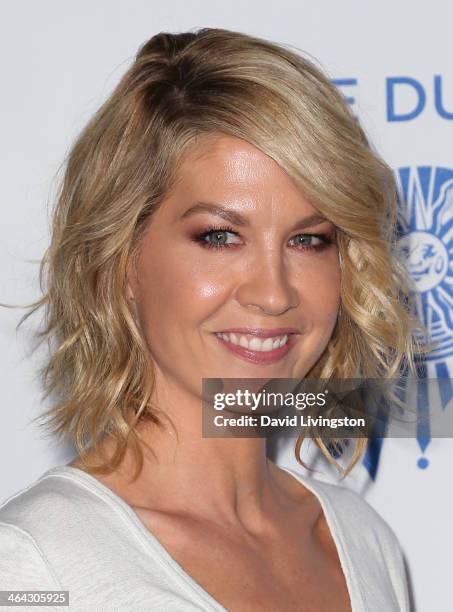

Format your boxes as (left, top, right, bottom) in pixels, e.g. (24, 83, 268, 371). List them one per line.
(1, 2, 451, 611)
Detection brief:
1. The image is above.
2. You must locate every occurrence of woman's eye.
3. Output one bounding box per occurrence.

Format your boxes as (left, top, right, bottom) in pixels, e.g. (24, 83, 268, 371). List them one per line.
(289, 234, 325, 248)
(193, 227, 241, 249)
(206, 230, 238, 247)
(193, 227, 333, 252)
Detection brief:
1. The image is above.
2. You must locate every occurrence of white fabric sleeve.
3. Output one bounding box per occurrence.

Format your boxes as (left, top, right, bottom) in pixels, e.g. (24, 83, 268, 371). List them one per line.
(384, 525, 412, 611)
(0, 522, 67, 612)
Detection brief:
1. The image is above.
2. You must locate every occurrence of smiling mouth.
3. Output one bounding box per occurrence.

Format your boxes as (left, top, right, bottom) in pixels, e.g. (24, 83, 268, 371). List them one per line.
(213, 331, 299, 365)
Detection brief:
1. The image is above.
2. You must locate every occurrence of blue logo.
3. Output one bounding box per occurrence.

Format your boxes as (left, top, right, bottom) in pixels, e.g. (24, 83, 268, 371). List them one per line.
(386, 77, 453, 121)
(397, 167, 453, 361)
(362, 167, 453, 479)
(333, 76, 453, 122)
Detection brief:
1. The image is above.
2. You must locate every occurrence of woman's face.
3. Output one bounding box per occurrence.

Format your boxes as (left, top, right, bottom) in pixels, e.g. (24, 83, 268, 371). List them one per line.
(127, 135, 341, 397)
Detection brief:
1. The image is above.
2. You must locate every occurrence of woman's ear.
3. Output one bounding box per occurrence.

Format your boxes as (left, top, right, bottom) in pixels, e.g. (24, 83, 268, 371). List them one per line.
(125, 265, 141, 327)
(125, 282, 135, 302)
(125, 254, 139, 302)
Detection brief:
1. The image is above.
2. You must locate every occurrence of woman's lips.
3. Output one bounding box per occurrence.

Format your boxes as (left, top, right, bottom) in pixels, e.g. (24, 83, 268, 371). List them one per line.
(213, 332, 299, 365)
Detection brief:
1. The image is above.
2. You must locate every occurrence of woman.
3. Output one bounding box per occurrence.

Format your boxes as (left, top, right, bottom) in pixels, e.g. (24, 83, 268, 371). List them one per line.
(0, 28, 427, 611)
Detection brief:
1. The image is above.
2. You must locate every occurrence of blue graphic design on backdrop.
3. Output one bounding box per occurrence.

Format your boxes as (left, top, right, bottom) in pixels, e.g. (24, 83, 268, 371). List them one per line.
(362, 166, 453, 480)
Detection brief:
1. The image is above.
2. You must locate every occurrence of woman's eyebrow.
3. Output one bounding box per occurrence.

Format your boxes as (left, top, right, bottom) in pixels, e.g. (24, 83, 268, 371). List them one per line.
(180, 201, 329, 231)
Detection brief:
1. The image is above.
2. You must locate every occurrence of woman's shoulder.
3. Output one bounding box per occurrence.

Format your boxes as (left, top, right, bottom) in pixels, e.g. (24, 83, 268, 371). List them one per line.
(317, 476, 401, 541)
(0, 466, 117, 569)
(282, 466, 405, 561)
(0, 467, 207, 609)
(0, 467, 90, 590)
(0, 466, 102, 530)
(0, 465, 143, 592)
(283, 467, 411, 609)
(0, 519, 63, 591)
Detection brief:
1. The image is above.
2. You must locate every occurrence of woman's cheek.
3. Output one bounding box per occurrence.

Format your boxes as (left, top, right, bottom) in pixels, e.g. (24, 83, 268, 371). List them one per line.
(197, 281, 228, 299)
(298, 263, 340, 327)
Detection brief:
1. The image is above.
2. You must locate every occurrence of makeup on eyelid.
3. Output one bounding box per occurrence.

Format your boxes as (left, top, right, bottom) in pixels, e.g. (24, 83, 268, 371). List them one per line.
(191, 224, 336, 253)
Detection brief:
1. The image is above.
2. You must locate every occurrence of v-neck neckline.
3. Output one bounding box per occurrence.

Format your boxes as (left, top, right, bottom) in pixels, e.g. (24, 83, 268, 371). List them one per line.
(41, 464, 360, 611)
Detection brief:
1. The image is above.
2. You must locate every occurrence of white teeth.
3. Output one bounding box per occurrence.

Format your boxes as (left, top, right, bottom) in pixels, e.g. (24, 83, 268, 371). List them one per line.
(239, 336, 249, 348)
(262, 338, 274, 351)
(248, 337, 262, 351)
(216, 332, 289, 352)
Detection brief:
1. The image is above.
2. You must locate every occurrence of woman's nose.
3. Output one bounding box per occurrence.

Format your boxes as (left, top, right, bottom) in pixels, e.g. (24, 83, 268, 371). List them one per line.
(234, 250, 300, 316)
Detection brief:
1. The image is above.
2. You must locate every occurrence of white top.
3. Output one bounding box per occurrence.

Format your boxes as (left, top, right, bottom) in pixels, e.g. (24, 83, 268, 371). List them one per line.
(0, 465, 410, 612)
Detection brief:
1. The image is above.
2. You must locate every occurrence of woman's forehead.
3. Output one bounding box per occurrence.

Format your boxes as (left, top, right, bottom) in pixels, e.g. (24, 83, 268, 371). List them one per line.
(166, 135, 320, 215)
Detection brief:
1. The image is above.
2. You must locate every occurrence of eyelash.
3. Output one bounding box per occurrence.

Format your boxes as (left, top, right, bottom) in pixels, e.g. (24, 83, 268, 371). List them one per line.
(192, 225, 334, 252)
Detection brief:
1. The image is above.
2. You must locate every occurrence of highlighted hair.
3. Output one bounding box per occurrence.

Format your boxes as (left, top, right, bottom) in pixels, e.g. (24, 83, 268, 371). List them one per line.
(9, 28, 432, 479)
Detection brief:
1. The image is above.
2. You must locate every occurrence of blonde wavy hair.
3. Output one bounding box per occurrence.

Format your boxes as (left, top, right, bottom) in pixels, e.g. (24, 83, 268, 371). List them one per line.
(9, 27, 432, 480)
